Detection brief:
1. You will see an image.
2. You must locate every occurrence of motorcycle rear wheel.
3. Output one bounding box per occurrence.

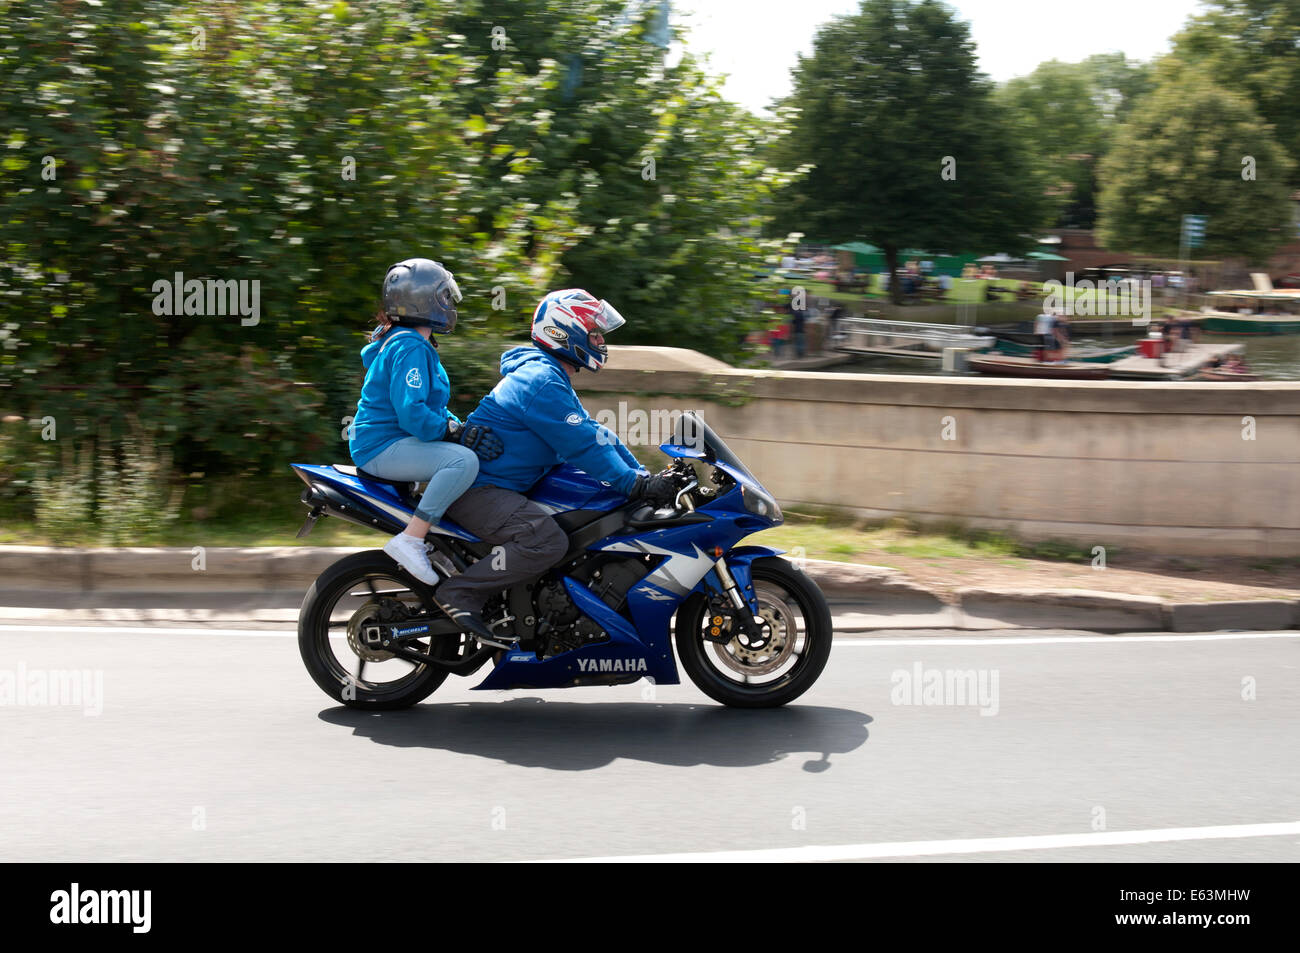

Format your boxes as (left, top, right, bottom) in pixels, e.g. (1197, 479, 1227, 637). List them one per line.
(298, 550, 463, 710)
(674, 557, 832, 708)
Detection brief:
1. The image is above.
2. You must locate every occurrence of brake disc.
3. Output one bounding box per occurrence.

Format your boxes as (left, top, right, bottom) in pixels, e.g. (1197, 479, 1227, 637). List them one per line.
(711, 587, 797, 676)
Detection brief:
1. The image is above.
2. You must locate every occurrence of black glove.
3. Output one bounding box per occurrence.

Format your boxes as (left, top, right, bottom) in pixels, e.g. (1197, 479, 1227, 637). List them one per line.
(630, 472, 678, 507)
(445, 419, 504, 461)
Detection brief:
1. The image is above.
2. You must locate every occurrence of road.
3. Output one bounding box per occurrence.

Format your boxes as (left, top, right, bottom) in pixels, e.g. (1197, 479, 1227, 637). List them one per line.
(2, 619, 1298, 862)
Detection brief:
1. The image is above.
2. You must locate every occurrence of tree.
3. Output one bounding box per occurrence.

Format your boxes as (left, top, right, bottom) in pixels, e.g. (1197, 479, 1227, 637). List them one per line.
(444, 0, 794, 359)
(0, 0, 571, 477)
(0, 0, 790, 486)
(1082, 52, 1154, 126)
(771, 0, 1046, 302)
(1095, 72, 1294, 262)
(995, 54, 1152, 228)
(1173, 0, 1300, 189)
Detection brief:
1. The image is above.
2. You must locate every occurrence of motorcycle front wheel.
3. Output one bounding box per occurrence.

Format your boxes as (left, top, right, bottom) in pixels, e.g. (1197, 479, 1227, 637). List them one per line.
(298, 550, 465, 710)
(674, 556, 832, 708)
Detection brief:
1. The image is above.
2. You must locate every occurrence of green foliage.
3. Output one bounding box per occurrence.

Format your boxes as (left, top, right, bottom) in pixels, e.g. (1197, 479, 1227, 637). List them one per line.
(27, 422, 182, 544)
(0, 0, 792, 500)
(32, 443, 95, 545)
(436, 334, 515, 419)
(0, 0, 570, 467)
(994, 54, 1152, 228)
(93, 425, 183, 546)
(1173, 0, 1300, 189)
(141, 342, 329, 476)
(444, 1, 796, 360)
(770, 0, 1047, 301)
(0, 415, 42, 521)
(1096, 72, 1295, 262)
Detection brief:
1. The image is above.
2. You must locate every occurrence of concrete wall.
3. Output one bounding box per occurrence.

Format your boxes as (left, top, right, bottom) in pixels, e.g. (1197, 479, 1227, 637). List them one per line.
(577, 347, 1300, 556)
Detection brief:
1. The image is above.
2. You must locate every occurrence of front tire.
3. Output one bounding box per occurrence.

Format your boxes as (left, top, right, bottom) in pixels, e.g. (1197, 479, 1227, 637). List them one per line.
(298, 550, 462, 710)
(674, 557, 832, 708)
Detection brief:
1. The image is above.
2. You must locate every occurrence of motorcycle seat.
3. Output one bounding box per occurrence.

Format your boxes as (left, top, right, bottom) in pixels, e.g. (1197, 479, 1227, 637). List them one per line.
(334, 464, 480, 540)
(335, 464, 420, 507)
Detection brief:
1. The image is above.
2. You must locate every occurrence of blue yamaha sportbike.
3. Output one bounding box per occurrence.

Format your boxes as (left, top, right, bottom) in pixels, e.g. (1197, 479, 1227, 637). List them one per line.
(290, 412, 831, 709)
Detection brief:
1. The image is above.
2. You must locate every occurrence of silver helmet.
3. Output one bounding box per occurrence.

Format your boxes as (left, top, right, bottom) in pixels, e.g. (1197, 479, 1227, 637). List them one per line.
(382, 258, 462, 333)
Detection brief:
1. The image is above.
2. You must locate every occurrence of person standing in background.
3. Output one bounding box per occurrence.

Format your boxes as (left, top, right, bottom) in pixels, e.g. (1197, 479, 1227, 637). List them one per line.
(790, 300, 808, 358)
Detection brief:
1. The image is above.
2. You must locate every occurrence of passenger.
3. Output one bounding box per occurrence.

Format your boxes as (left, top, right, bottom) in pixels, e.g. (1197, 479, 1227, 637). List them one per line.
(348, 259, 504, 585)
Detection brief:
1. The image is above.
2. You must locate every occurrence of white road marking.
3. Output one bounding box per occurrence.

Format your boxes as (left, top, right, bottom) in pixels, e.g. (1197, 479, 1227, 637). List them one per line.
(535, 820, 1300, 863)
(1, 624, 294, 637)
(835, 632, 1300, 646)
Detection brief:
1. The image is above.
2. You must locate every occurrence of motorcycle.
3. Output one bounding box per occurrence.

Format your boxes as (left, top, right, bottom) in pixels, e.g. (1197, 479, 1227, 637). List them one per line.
(290, 412, 832, 709)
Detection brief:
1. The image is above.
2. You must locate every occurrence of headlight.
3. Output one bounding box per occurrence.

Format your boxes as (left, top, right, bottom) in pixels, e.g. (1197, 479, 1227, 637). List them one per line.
(741, 484, 782, 522)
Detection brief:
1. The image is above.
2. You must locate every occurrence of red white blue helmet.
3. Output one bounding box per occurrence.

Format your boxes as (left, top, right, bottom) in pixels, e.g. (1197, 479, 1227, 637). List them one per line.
(531, 288, 626, 372)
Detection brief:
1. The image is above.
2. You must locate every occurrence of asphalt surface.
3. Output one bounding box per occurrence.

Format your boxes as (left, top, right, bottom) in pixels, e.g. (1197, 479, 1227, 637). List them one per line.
(2, 618, 1298, 862)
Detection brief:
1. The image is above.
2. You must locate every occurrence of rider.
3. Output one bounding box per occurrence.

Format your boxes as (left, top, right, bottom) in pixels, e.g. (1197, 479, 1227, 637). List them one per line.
(349, 258, 504, 585)
(434, 289, 679, 640)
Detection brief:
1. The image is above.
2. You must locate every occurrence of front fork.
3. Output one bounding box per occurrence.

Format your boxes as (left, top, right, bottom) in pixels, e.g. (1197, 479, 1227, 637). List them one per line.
(714, 556, 757, 614)
(707, 555, 764, 640)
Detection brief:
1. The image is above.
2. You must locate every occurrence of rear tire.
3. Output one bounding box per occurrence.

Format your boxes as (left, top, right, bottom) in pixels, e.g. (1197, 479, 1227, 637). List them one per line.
(674, 557, 832, 708)
(298, 550, 460, 710)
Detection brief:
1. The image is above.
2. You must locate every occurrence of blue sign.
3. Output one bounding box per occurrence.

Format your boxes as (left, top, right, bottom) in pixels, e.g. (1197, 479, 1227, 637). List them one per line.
(1183, 214, 1208, 249)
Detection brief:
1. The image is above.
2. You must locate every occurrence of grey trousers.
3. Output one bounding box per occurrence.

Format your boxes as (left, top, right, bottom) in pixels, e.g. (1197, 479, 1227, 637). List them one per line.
(437, 485, 568, 613)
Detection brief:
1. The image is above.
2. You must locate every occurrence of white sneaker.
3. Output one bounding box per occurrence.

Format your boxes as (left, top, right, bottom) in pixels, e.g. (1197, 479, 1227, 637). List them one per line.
(383, 533, 440, 585)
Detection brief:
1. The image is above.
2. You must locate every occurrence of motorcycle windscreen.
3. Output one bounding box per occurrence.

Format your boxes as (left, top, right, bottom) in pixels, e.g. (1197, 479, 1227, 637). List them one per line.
(670, 412, 760, 485)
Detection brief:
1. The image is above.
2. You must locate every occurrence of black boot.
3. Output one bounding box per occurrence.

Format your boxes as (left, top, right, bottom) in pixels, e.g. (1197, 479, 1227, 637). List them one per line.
(432, 591, 508, 647)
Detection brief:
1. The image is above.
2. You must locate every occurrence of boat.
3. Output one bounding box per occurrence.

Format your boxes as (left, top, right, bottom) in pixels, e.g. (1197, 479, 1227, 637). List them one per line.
(979, 323, 1041, 349)
(992, 342, 1135, 363)
(967, 355, 1110, 379)
(1191, 288, 1300, 335)
(979, 322, 1137, 361)
(1196, 370, 1260, 381)
(835, 317, 995, 357)
(1067, 344, 1134, 363)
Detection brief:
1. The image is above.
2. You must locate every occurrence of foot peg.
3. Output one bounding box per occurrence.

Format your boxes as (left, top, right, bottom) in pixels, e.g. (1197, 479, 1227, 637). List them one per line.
(435, 598, 514, 650)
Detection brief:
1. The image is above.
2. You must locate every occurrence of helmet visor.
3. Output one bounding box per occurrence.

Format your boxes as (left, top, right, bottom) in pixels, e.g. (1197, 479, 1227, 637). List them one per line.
(438, 272, 463, 307)
(594, 299, 625, 333)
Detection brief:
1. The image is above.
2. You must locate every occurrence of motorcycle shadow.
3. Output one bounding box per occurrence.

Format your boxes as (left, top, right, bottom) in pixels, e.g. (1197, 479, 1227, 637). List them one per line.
(318, 698, 872, 772)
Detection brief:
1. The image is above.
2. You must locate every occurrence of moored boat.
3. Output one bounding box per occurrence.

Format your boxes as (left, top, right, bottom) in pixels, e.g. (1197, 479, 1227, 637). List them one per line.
(992, 342, 1135, 362)
(968, 355, 1110, 379)
(1191, 289, 1300, 335)
(1196, 369, 1260, 381)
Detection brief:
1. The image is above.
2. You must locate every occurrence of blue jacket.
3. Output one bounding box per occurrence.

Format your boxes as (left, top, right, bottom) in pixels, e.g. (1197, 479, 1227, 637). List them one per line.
(349, 329, 460, 468)
(466, 346, 642, 494)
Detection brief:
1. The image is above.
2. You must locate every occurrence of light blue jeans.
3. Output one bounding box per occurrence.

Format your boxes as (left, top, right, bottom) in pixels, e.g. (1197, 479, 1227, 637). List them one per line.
(362, 436, 478, 523)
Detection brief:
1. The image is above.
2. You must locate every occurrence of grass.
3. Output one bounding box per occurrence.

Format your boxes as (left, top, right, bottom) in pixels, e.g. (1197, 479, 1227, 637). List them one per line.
(0, 474, 378, 549)
(801, 277, 1175, 316)
(741, 509, 1097, 565)
(0, 513, 376, 549)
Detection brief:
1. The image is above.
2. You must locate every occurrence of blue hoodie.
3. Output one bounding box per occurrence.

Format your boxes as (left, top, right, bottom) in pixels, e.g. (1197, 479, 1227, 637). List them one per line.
(466, 346, 642, 494)
(349, 329, 460, 468)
